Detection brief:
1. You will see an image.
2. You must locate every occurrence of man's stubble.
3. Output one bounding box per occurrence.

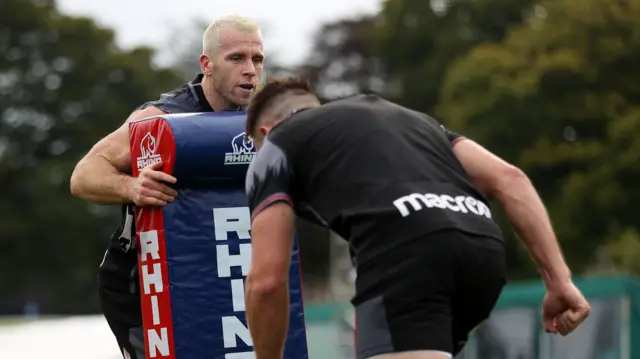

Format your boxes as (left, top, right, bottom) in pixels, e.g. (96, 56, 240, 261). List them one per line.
(211, 63, 240, 108)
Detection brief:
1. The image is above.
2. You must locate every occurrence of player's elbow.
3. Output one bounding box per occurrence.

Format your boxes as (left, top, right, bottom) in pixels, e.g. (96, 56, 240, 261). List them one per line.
(492, 165, 530, 200)
(69, 163, 86, 198)
(69, 155, 100, 199)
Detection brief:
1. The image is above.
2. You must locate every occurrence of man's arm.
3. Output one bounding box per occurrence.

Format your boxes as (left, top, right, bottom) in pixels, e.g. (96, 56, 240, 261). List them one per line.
(451, 138, 571, 290)
(245, 202, 295, 359)
(70, 106, 177, 205)
(244, 138, 297, 359)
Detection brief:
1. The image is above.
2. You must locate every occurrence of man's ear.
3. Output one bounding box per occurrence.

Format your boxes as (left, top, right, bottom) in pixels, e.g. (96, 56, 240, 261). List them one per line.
(199, 54, 212, 75)
(259, 126, 270, 137)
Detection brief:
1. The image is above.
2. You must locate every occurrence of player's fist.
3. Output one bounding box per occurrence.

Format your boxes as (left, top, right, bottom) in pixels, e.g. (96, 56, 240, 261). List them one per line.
(130, 160, 178, 207)
(542, 281, 590, 336)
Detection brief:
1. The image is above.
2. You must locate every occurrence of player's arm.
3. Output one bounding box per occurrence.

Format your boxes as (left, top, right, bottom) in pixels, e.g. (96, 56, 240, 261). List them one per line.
(69, 106, 177, 205)
(244, 140, 296, 359)
(450, 137, 571, 290)
(247, 203, 295, 359)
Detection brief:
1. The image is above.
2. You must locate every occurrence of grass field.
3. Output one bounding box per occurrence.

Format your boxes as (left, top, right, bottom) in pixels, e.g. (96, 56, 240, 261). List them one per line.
(0, 317, 28, 327)
(0, 315, 76, 327)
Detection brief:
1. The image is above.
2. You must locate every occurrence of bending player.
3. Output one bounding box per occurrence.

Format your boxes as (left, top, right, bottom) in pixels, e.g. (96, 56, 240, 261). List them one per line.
(69, 15, 264, 359)
(243, 78, 590, 359)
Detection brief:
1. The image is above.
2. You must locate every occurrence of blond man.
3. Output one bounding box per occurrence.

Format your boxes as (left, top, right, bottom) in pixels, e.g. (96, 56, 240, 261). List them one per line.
(70, 15, 264, 359)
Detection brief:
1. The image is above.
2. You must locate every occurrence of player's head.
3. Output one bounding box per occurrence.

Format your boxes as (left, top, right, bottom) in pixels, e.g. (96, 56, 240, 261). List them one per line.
(246, 76, 320, 150)
(200, 14, 264, 109)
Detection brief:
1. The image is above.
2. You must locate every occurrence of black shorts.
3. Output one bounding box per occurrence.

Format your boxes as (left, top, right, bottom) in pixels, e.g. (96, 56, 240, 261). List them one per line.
(98, 285, 146, 359)
(354, 229, 506, 359)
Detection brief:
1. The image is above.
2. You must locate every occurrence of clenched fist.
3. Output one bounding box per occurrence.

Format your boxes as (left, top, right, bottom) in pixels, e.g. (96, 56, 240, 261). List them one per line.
(542, 281, 590, 336)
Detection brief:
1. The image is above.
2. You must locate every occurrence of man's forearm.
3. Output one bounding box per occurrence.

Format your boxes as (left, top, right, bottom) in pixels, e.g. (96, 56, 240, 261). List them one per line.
(495, 171, 571, 288)
(70, 156, 134, 204)
(246, 277, 289, 359)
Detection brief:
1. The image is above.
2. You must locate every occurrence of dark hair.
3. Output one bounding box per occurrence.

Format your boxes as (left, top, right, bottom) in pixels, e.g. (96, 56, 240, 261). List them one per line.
(245, 76, 313, 138)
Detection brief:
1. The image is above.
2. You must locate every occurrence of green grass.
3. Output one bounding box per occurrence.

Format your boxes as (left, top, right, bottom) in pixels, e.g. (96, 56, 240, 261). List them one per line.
(0, 317, 28, 327)
(0, 315, 67, 327)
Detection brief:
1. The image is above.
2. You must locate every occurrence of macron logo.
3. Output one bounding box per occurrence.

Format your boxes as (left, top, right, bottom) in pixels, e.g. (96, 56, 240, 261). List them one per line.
(393, 193, 492, 219)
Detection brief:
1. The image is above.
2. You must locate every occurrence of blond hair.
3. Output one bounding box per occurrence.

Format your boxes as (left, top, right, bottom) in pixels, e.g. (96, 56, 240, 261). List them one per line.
(202, 14, 261, 56)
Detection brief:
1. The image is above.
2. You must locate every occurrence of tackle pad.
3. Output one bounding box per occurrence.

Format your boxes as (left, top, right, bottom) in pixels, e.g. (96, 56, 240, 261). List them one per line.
(129, 112, 309, 359)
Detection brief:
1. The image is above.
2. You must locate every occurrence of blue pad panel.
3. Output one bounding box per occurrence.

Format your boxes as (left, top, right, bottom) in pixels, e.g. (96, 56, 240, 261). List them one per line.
(129, 112, 309, 359)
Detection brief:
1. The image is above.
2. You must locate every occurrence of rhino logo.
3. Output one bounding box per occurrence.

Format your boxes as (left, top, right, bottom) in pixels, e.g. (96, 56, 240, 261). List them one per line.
(140, 132, 157, 158)
(231, 132, 254, 154)
(225, 132, 256, 165)
(136, 132, 161, 170)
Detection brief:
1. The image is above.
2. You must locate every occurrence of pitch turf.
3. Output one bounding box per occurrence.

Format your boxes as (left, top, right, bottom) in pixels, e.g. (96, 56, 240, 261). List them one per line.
(0, 317, 27, 327)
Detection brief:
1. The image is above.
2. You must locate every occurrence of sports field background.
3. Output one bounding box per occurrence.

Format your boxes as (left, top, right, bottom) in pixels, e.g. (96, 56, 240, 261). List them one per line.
(0, 276, 634, 358)
(3, 0, 640, 358)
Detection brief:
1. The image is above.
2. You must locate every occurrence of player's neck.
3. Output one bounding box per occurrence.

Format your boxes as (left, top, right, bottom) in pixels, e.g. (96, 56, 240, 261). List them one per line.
(273, 96, 320, 121)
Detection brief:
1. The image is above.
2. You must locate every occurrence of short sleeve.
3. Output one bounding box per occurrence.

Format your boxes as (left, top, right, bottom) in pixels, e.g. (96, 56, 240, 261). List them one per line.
(245, 139, 295, 220)
(439, 124, 466, 146)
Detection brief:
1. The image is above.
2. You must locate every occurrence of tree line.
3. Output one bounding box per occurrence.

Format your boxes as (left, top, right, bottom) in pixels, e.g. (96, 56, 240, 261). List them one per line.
(2, 0, 639, 314)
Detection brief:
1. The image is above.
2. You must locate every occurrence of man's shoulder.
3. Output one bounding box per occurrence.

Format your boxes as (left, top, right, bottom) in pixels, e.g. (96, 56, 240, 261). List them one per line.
(310, 94, 411, 121)
(137, 85, 193, 113)
(268, 95, 384, 136)
(285, 95, 376, 122)
(328, 93, 394, 107)
(267, 94, 416, 143)
(269, 106, 328, 138)
(137, 74, 207, 114)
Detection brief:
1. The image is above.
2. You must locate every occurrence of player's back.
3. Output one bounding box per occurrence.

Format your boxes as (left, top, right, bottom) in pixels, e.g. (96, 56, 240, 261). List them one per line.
(269, 94, 503, 266)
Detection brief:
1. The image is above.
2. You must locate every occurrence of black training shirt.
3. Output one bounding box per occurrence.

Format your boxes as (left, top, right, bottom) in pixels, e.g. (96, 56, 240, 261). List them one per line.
(246, 94, 503, 268)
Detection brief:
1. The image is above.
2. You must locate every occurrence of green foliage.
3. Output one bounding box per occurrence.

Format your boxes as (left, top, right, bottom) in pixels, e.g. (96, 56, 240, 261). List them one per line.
(610, 229, 640, 275)
(5, 0, 640, 313)
(374, 0, 537, 112)
(303, 0, 640, 281)
(438, 0, 640, 277)
(0, 0, 182, 313)
(298, 16, 384, 101)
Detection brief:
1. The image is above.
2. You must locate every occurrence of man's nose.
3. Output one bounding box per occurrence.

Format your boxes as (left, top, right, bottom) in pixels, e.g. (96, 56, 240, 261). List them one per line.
(242, 60, 256, 77)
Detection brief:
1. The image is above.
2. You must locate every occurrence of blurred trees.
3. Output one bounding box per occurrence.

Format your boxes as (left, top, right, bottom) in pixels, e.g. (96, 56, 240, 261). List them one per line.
(4, 0, 640, 314)
(375, 0, 537, 112)
(438, 0, 640, 276)
(303, 0, 640, 280)
(0, 0, 182, 314)
(298, 16, 385, 101)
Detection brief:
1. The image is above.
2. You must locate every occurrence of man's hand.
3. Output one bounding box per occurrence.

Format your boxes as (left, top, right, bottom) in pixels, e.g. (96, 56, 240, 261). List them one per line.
(70, 106, 167, 204)
(131, 161, 178, 207)
(542, 281, 590, 336)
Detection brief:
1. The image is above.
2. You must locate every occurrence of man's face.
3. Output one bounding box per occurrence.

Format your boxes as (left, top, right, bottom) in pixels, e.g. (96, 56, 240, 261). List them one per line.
(207, 28, 264, 108)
